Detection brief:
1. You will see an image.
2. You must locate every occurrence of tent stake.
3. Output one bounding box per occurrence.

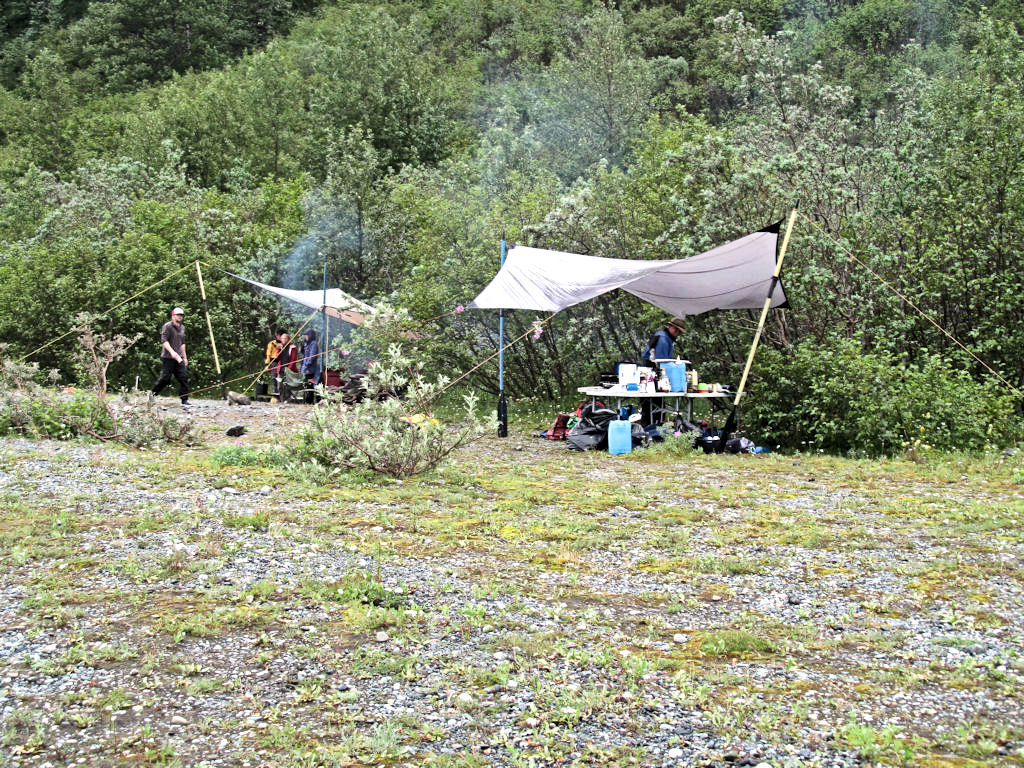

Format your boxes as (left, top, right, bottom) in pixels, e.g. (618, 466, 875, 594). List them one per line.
(498, 236, 508, 438)
(733, 204, 799, 407)
(195, 261, 227, 401)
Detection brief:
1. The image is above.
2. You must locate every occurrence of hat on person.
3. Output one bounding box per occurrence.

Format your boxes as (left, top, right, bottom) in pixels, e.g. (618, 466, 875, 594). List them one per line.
(172, 307, 185, 316)
(667, 316, 686, 333)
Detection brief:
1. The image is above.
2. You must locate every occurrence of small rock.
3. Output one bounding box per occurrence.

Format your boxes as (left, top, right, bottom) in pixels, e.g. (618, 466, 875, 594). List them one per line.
(170, 715, 188, 725)
(668, 747, 684, 759)
(673, 633, 687, 643)
(226, 425, 246, 437)
(375, 631, 389, 643)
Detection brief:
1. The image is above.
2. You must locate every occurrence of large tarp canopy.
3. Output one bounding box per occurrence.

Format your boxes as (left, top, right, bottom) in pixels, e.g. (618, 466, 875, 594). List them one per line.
(224, 271, 373, 325)
(469, 222, 787, 316)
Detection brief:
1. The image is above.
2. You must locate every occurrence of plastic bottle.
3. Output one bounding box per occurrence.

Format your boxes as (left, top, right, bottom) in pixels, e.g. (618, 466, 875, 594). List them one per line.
(608, 420, 632, 454)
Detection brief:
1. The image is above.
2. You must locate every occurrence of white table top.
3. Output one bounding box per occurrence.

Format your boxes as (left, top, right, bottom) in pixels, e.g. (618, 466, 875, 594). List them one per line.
(577, 386, 729, 399)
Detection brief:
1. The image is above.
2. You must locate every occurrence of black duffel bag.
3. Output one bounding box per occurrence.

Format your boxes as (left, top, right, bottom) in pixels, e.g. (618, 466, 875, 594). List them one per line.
(567, 404, 617, 451)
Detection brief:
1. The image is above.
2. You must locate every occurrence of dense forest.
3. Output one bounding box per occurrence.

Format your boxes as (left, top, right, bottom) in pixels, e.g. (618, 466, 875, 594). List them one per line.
(1, 0, 1022, 454)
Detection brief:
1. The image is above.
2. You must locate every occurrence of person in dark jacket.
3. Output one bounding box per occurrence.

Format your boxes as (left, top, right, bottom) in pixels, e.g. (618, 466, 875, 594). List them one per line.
(151, 306, 190, 405)
(641, 316, 685, 365)
(301, 328, 321, 386)
(639, 316, 685, 427)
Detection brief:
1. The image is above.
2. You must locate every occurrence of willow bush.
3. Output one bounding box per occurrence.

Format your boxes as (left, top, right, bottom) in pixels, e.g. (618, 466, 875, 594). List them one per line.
(745, 338, 1022, 457)
(298, 344, 495, 479)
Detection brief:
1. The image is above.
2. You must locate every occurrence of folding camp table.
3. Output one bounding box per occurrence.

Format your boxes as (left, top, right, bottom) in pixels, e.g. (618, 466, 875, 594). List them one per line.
(577, 386, 729, 425)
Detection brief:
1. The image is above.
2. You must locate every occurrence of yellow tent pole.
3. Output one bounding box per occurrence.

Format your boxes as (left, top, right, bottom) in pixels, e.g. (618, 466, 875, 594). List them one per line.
(733, 205, 799, 407)
(195, 261, 226, 400)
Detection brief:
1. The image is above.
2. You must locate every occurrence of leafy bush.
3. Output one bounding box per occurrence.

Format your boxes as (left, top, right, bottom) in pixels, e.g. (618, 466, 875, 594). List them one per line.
(113, 392, 195, 447)
(298, 344, 494, 478)
(0, 383, 113, 439)
(0, 351, 112, 439)
(746, 338, 1022, 457)
(0, 329, 193, 447)
(209, 444, 291, 469)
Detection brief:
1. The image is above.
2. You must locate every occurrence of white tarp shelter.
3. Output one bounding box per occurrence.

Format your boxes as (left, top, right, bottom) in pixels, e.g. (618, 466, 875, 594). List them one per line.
(226, 272, 373, 325)
(468, 223, 787, 316)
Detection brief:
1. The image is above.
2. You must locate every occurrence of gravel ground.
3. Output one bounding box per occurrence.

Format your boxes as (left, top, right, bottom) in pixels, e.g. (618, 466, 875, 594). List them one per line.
(1, 397, 1023, 767)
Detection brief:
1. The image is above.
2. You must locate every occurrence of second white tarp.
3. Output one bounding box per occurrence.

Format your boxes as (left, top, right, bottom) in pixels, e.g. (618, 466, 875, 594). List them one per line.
(224, 271, 373, 324)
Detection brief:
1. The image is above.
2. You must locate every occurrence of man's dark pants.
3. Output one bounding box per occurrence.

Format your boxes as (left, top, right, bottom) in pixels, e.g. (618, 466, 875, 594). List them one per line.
(152, 358, 190, 403)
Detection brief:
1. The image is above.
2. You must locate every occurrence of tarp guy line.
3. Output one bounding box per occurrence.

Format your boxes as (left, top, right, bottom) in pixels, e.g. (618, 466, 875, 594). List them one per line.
(797, 212, 1024, 401)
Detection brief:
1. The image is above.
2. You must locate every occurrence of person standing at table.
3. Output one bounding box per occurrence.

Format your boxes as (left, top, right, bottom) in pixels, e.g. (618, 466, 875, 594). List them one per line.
(642, 316, 685, 365)
(639, 316, 685, 427)
(151, 306, 190, 405)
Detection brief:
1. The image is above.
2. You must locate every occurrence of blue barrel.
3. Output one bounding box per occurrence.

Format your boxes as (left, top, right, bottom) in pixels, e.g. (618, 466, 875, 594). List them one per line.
(662, 361, 687, 392)
(608, 420, 632, 455)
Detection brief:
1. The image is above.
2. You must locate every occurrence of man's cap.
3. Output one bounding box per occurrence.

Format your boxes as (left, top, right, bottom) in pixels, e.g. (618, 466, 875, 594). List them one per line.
(668, 316, 686, 332)
(172, 307, 185, 316)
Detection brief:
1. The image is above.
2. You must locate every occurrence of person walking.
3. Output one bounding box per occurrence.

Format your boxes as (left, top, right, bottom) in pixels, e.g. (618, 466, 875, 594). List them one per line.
(151, 306, 190, 405)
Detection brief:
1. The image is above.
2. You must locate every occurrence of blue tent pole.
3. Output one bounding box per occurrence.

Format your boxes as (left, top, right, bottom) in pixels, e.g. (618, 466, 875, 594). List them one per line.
(321, 256, 328, 385)
(497, 235, 508, 437)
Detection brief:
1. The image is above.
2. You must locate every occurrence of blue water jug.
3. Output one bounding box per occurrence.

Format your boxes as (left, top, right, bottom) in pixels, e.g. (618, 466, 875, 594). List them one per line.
(608, 419, 631, 455)
(662, 361, 687, 392)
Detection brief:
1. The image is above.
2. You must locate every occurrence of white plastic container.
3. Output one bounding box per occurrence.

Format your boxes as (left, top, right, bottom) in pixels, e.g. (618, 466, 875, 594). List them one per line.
(617, 363, 637, 386)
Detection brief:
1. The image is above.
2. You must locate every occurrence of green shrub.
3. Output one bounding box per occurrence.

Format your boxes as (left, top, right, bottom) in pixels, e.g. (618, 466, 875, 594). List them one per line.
(298, 344, 494, 479)
(746, 338, 1022, 457)
(209, 444, 291, 469)
(1, 388, 112, 439)
(1, 335, 193, 447)
(300, 572, 406, 608)
(0, 352, 112, 440)
(699, 629, 777, 656)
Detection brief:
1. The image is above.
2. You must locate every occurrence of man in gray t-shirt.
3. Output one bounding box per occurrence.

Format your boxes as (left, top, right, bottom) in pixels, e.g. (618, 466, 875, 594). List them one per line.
(150, 307, 190, 405)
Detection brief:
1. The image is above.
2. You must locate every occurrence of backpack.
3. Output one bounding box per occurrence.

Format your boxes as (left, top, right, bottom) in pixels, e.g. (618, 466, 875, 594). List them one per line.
(545, 413, 571, 440)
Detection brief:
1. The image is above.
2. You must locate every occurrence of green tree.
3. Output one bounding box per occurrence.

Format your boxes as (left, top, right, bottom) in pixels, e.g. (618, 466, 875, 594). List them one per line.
(529, 6, 661, 180)
(900, 15, 1024, 383)
(60, 0, 326, 94)
(299, 5, 470, 179)
(243, 43, 306, 180)
(17, 48, 77, 172)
